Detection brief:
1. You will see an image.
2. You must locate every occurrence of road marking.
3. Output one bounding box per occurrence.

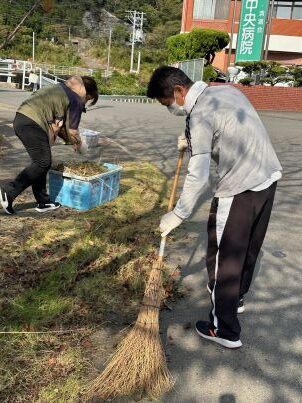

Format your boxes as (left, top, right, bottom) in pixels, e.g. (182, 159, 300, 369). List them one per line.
(100, 135, 135, 157)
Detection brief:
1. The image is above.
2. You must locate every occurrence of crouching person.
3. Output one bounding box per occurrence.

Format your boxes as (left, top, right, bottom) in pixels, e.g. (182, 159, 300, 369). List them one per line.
(147, 66, 282, 349)
(0, 76, 98, 214)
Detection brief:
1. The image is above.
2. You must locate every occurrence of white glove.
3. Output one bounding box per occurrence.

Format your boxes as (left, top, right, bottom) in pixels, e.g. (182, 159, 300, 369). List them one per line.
(78, 141, 89, 155)
(160, 211, 183, 237)
(178, 134, 188, 151)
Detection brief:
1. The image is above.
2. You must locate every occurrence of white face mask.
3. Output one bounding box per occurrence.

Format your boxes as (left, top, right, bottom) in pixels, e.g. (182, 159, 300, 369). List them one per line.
(167, 101, 185, 116)
(168, 90, 188, 116)
(166, 89, 188, 116)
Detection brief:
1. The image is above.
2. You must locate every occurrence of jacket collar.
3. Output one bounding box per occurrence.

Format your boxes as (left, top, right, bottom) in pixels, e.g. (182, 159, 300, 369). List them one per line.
(183, 81, 208, 114)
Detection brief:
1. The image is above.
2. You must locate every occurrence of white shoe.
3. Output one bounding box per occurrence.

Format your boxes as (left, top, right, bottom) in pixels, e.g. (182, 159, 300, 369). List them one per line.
(196, 321, 242, 349)
(0, 187, 15, 215)
(35, 202, 61, 212)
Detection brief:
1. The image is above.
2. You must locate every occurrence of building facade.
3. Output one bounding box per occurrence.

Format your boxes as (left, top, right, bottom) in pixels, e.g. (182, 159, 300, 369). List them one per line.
(181, 0, 302, 71)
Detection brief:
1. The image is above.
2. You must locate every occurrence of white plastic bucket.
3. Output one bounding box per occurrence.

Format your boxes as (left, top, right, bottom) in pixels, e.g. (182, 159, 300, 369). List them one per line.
(79, 129, 100, 155)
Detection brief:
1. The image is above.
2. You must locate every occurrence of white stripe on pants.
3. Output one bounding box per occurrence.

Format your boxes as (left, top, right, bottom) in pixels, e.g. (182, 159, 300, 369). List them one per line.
(211, 196, 234, 330)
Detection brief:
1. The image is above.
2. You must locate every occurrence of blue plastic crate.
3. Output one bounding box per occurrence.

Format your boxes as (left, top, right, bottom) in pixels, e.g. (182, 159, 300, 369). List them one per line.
(48, 163, 122, 211)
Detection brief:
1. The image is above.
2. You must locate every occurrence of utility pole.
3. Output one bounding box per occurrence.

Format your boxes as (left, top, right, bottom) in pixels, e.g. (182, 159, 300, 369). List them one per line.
(126, 10, 145, 74)
(32, 31, 35, 63)
(68, 27, 71, 41)
(136, 12, 144, 74)
(106, 28, 112, 78)
(130, 10, 136, 73)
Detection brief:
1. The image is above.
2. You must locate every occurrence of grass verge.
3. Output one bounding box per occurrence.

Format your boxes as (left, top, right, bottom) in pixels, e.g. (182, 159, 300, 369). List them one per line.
(0, 161, 175, 402)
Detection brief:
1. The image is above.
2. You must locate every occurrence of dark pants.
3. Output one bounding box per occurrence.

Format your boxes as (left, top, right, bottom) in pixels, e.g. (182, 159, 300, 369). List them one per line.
(206, 182, 277, 341)
(4, 113, 51, 203)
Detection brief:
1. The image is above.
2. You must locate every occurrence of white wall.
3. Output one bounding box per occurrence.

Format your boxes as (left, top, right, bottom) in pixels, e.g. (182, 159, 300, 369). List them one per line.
(226, 33, 302, 53)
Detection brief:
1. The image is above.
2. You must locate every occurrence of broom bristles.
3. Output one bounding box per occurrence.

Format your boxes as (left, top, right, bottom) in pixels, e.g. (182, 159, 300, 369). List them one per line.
(85, 268, 174, 400)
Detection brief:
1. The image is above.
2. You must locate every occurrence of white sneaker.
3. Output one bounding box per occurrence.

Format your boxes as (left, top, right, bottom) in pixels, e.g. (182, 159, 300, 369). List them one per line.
(196, 321, 242, 349)
(0, 187, 15, 215)
(35, 202, 61, 212)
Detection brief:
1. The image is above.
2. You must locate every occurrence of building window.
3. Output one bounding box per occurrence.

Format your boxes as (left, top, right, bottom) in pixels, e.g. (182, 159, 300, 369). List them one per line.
(273, 0, 302, 20)
(193, 0, 230, 20)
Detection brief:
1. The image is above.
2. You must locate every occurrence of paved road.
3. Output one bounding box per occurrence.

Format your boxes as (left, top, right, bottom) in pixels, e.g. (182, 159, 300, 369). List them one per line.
(0, 89, 301, 403)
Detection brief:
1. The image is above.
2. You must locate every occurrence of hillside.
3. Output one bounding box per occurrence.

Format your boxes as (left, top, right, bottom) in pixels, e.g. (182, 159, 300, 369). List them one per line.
(0, 0, 183, 69)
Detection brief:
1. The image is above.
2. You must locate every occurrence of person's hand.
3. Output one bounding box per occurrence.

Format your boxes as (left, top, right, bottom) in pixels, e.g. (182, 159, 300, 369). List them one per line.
(69, 130, 82, 152)
(50, 119, 63, 136)
(178, 134, 188, 151)
(73, 141, 82, 153)
(160, 211, 183, 237)
(72, 136, 82, 152)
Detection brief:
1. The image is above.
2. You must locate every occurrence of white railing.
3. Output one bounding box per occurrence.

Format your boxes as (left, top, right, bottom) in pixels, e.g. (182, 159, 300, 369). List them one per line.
(99, 95, 156, 104)
(33, 63, 95, 77)
(0, 60, 70, 90)
(0, 58, 109, 91)
(0, 62, 17, 83)
(0, 60, 32, 89)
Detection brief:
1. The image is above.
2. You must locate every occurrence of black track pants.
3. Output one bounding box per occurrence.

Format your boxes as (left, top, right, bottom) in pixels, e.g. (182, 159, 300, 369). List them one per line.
(4, 113, 51, 203)
(206, 182, 277, 341)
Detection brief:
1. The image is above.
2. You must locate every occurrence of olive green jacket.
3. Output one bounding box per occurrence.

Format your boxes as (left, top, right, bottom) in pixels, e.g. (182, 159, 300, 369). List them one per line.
(17, 84, 72, 144)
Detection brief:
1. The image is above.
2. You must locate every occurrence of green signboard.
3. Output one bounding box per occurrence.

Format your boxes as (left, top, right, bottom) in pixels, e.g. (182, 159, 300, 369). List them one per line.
(236, 0, 269, 62)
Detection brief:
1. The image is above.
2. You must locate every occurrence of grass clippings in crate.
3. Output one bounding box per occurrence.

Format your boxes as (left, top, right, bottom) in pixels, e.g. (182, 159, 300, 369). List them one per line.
(56, 162, 108, 178)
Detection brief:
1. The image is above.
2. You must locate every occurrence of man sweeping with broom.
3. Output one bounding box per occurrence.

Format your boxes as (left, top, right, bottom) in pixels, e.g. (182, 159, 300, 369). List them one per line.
(147, 66, 282, 349)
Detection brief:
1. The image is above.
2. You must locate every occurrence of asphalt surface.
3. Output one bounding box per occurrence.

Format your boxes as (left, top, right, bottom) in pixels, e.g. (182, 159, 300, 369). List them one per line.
(0, 89, 301, 403)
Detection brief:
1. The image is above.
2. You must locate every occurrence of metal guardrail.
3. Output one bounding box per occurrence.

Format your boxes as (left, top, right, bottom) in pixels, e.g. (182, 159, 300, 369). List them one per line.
(34, 63, 95, 77)
(1, 61, 149, 100)
(0, 60, 67, 89)
(99, 95, 156, 104)
(0, 61, 18, 83)
(1, 59, 111, 90)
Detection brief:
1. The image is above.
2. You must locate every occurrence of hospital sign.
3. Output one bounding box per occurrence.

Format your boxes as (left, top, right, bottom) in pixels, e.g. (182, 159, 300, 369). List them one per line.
(236, 0, 270, 62)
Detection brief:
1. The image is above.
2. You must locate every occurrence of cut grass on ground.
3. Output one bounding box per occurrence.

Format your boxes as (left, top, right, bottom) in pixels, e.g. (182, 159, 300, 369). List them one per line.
(0, 161, 175, 402)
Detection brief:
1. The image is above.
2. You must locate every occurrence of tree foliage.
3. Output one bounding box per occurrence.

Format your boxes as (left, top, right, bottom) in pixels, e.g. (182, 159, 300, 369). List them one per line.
(0, 0, 182, 68)
(167, 28, 230, 65)
(237, 60, 302, 87)
(94, 70, 146, 95)
(203, 65, 218, 82)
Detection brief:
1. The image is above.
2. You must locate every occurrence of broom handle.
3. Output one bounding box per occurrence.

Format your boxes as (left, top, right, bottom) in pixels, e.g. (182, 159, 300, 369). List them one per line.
(158, 150, 185, 262)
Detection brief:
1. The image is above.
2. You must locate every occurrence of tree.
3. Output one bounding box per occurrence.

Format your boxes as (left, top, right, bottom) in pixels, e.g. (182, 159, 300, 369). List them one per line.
(167, 28, 230, 65)
(0, 0, 54, 50)
(166, 33, 187, 62)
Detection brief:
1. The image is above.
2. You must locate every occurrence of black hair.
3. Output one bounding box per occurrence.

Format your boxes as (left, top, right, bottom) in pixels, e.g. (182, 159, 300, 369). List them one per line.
(81, 76, 99, 105)
(147, 66, 193, 99)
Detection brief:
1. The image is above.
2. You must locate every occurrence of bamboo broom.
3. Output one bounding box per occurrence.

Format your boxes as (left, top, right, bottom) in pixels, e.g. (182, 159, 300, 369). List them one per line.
(85, 151, 185, 400)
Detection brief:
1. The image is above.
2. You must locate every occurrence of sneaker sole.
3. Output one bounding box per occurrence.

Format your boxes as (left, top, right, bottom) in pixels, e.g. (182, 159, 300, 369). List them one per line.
(35, 205, 61, 213)
(237, 306, 245, 314)
(195, 326, 242, 349)
(207, 284, 245, 314)
(0, 189, 14, 215)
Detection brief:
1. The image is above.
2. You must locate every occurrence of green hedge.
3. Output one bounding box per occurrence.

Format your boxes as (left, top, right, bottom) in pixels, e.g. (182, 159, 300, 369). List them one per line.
(94, 70, 147, 96)
(167, 28, 229, 65)
(203, 65, 218, 82)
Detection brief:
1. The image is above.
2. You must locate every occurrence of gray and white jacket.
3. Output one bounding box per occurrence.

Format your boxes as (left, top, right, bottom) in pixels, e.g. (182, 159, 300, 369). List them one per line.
(173, 81, 282, 220)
